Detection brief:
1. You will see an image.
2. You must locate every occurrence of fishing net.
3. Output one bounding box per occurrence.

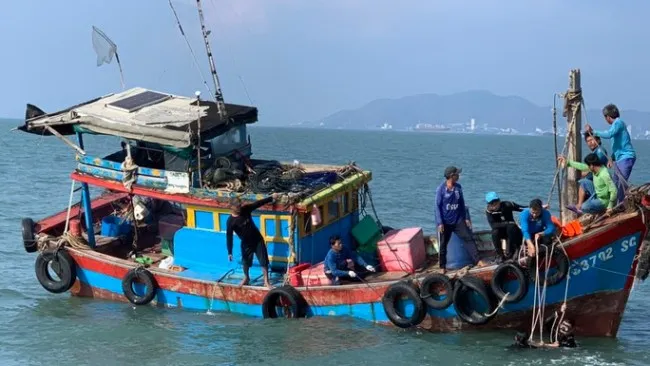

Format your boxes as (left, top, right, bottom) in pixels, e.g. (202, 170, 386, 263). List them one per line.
(92, 26, 117, 66)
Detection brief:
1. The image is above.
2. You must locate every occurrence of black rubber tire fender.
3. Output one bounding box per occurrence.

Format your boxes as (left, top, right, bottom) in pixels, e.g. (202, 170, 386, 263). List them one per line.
(35, 249, 77, 293)
(262, 285, 307, 319)
(490, 262, 529, 304)
(382, 281, 427, 328)
(122, 268, 158, 305)
(528, 245, 570, 287)
(22, 217, 37, 253)
(420, 273, 454, 310)
(453, 276, 496, 325)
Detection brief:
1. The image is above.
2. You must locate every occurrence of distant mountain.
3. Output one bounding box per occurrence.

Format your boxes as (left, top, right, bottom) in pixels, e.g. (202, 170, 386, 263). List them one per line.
(298, 90, 650, 133)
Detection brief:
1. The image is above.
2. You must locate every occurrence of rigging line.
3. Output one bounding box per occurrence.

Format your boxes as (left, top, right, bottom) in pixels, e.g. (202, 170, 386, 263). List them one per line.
(168, 0, 213, 97)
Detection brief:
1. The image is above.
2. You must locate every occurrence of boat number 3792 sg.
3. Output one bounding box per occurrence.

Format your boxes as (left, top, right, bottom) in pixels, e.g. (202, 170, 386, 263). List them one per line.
(570, 235, 639, 277)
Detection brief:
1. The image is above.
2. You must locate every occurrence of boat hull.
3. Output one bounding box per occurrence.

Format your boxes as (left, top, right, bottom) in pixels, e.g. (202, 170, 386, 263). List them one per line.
(62, 213, 646, 337)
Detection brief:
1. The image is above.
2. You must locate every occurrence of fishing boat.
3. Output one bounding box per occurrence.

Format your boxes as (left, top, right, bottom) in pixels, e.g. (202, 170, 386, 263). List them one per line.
(16, 2, 650, 340)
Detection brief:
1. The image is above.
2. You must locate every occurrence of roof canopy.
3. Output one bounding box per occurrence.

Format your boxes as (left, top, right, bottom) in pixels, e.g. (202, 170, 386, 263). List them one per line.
(18, 87, 258, 148)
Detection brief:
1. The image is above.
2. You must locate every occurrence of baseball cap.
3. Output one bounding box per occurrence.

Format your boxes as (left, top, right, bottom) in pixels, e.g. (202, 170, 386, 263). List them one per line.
(444, 166, 462, 178)
(485, 192, 499, 203)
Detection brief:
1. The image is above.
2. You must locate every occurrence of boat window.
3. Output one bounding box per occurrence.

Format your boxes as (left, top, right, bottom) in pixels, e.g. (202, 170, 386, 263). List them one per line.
(210, 126, 246, 156)
(328, 198, 339, 221)
(342, 193, 349, 214)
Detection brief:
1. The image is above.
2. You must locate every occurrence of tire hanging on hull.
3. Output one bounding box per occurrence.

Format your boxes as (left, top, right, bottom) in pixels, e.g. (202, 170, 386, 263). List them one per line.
(35, 249, 77, 293)
(262, 285, 307, 319)
(122, 268, 158, 305)
(382, 281, 427, 328)
(420, 273, 454, 310)
(490, 262, 529, 304)
(22, 217, 38, 253)
(453, 276, 496, 325)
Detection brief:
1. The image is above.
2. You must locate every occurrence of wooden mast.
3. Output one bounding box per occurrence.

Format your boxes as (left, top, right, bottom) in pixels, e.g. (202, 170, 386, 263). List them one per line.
(561, 69, 583, 223)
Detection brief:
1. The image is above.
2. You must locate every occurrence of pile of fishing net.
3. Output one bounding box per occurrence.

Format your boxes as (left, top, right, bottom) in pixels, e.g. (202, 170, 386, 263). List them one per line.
(202, 157, 343, 195)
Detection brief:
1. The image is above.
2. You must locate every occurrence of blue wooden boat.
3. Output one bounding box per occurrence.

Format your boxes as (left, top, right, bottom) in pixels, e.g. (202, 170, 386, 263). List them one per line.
(15, 1, 650, 339)
(16, 85, 650, 338)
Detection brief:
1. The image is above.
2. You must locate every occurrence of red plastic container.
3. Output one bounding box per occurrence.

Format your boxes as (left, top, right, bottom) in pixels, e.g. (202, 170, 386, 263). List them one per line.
(300, 262, 333, 287)
(377, 227, 426, 273)
(288, 263, 311, 287)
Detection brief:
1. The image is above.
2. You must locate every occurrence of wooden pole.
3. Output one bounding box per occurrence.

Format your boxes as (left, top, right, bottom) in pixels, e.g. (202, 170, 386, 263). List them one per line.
(552, 94, 563, 224)
(561, 69, 582, 223)
(44, 125, 86, 155)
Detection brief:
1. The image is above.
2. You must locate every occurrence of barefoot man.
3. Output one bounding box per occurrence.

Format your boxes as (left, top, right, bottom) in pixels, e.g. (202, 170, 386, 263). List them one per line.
(226, 193, 279, 287)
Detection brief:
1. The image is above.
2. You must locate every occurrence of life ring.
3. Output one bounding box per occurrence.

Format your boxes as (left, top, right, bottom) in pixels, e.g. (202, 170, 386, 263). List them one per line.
(453, 276, 496, 325)
(22, 217, 37, 253)
(420, 273, 454, 310)
(382, 281, 427, 328)
(490, 262, 529, 304)
(527, 245, 569, 287)
(262, 285, 307, 318)
(35, 249, 77, 293)
(122, 268, 158, 305)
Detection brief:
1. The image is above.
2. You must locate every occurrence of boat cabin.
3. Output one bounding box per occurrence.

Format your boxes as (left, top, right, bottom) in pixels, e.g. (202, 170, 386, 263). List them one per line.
(21, 87, 373, 285)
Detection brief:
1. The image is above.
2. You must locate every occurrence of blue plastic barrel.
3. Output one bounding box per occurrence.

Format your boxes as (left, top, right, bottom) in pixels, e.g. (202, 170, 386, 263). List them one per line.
(444, 207, 475, 270)
(101, 215, 132, 237)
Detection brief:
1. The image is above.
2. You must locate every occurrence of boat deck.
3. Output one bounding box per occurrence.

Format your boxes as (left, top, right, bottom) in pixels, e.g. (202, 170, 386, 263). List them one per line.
(79, 226, 500, 288)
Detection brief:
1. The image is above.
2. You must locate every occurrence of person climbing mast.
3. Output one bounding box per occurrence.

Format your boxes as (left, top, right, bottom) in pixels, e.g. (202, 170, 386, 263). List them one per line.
(435, 166, 488, 274)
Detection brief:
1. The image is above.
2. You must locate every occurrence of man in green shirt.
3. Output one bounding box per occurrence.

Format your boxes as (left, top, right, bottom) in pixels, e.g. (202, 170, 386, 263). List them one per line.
(558, 153, 617, 215)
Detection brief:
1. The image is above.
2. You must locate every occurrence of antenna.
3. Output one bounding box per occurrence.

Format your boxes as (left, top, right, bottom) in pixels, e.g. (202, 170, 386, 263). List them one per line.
(195, 0, 228, 122)
(91, 26, 126, 90)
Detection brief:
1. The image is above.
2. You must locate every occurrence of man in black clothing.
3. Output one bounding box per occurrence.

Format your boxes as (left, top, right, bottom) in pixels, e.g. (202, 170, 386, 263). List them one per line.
(226, 193, 279, 288)
(485, 192, 526, 261)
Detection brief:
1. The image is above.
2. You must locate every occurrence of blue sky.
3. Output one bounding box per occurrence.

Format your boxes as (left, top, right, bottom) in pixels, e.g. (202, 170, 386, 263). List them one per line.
(1, 1, 649, 125)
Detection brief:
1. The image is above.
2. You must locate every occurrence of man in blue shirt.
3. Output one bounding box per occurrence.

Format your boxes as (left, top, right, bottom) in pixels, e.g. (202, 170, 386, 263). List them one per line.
(435, 166, 487, 274)
(323, 235, 375, 285)
(519, 199, 556, 258)
(585, 104, 636, 204)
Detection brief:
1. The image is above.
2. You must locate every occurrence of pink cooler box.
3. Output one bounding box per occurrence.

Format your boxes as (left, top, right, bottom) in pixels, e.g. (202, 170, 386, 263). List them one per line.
(377, 227, 426, 273)
(300, 262, 333, 286)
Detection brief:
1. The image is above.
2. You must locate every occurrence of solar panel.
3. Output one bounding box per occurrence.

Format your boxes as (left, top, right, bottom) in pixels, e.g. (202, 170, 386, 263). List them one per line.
(107, 90, 171, 112)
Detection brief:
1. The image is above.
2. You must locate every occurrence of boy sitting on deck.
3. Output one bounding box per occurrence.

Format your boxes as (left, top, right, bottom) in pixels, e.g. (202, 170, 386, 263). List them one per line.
(558, 153, 617, 216)
(324, 235, 376, 285)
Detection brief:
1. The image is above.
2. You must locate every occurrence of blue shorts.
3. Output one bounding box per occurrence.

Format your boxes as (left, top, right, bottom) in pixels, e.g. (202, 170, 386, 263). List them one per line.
(581, 194, 606, 214)
(578, 178, 595, 197)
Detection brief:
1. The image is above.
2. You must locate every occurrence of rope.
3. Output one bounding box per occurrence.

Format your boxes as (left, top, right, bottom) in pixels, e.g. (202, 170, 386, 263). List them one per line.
(120, 153, 138, 191)
(282, 210, 298, 286)
(484, 291, 510, 317)
(63, 180, 77, 234)
(167, 0, 213, 97)
(546, 100, 580, 207)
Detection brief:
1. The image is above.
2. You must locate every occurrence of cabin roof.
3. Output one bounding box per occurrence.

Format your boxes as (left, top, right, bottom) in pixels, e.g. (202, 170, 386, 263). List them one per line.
(18, 87, 258, 148)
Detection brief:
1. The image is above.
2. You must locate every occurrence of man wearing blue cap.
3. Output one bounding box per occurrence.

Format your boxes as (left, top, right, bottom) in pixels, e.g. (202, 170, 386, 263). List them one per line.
(435, 166, 487, 273)
(485, 192, 526, 262)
